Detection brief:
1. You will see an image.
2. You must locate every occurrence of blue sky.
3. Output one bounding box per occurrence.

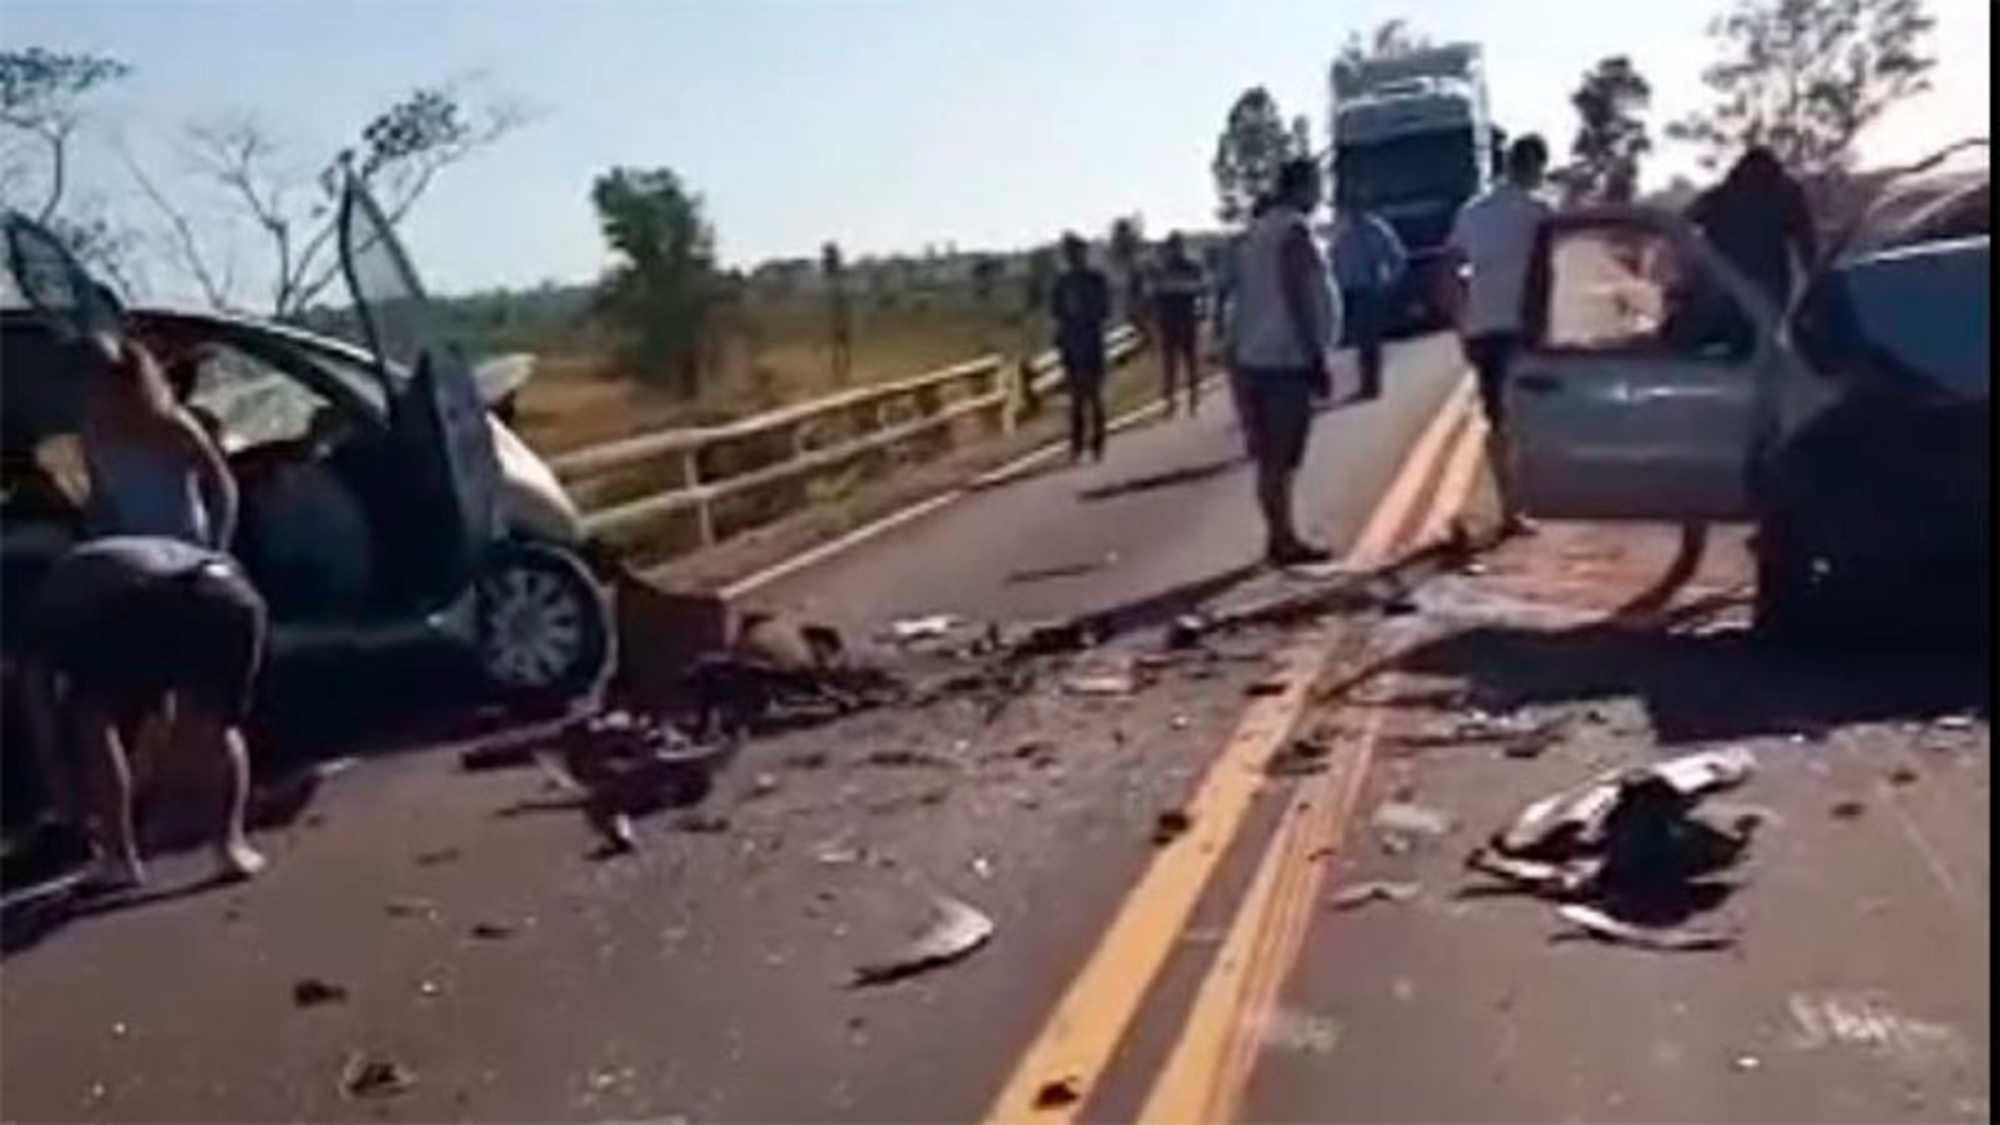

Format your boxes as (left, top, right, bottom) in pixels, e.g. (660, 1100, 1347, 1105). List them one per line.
(5, 0, 1990, 299)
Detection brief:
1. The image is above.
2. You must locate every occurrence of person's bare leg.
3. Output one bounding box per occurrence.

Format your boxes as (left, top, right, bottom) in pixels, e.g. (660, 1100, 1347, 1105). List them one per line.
(180, 708, 265, 880)
(76, 704, 145, 889)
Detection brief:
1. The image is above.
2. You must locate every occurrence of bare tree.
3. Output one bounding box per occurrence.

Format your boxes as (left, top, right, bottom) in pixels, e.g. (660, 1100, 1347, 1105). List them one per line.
(0, 47, 129, 221)
(132, 81, 527, 318)
(1670, 0, 1937, 180)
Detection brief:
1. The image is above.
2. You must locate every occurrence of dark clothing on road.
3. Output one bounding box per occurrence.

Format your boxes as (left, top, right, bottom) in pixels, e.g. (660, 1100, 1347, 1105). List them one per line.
(1064, 366, 1108, 462)
(1153, 253, 1205, 414)
(26, 536, 266, 722)
(1463, 331, 1521, 431)
(1237, 368, 1317, 473)
(1151, 256, 1205, 339)
(1688, 155, 1819, 311)
(1052, 265, 1112, 458)
(1051, 266, 1112, 370)
(1346, 287, 1389, 400)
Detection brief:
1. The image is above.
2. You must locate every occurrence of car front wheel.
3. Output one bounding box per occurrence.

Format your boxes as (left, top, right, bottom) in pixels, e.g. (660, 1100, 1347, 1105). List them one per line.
(474, 541, 613, 705)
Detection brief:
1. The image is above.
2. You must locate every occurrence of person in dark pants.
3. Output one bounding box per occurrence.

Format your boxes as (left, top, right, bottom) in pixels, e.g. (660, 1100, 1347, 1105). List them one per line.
(1447, 134, 1553, 534)
(1150, 231, 1206, 416)
(1329, 204, 1408, 401)
(22, 536, 269, 889)
(1230, 159, 1342, 566)
(1687, 145, 1819, 311)
(1050, 232, 1112, 462)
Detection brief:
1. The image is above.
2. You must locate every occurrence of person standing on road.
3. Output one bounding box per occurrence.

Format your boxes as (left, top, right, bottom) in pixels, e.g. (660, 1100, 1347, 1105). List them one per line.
(1231, 158, 1342, 566)
(1050, 232, 1113, 462)
(1687, 145, 1819, 311)
(1329, 204, 1409, 402)
(1447, 134, 1553, 535)
(1150, 231, 1207, 417)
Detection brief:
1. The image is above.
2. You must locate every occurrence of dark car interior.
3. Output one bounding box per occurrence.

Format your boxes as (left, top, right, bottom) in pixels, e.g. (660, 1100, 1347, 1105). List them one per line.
(0, 310, 458, 631)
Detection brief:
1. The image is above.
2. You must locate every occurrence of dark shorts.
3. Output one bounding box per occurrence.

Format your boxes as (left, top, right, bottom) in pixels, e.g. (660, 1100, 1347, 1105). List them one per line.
(26, 538, 267, 722)
(1462, 332, 1521, 429)
(1058, 333, 1107, 380)
(1156, 313, 1198, 357)
(1237, 368, 1316, 472)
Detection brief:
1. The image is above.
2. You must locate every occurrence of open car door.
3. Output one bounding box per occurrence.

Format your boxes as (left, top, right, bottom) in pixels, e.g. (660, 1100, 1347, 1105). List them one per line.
(1501, 207, 1776, 522)
(338, 175, 502, 604)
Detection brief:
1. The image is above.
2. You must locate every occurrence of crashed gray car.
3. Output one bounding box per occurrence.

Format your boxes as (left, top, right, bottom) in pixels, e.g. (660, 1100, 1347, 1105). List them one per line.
(1498, 150, 1990, 637)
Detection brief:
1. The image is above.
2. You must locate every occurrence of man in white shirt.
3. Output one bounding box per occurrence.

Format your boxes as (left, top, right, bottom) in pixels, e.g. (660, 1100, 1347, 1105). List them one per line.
(1447, 134, 1552, 530)
(1231, 158, 1343, 565)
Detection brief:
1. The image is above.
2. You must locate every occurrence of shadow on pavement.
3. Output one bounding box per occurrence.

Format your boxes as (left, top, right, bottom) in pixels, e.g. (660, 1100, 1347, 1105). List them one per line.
(1075, 456, 1244, 503)
(1392, 621, 1988, 746)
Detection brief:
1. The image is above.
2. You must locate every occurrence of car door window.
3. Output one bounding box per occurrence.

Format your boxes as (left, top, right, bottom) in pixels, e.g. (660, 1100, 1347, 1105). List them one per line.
(1543, 226, 1754, 363)
(185, 343, 336, 453)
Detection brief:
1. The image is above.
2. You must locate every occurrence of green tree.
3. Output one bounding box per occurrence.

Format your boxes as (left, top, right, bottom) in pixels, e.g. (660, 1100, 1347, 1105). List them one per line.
(1670, 0, 1937, 179)
(1212, 87, 1303, 226)
(590, 166, 720, 397)
(1566, 56, 1653, 203)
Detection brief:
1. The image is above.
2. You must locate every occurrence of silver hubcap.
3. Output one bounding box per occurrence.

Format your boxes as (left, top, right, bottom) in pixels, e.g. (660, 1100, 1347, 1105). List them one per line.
(481, 567, 588, 688)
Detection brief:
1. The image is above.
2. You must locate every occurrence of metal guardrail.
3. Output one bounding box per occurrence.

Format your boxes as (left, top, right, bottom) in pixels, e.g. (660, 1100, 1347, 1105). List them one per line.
(555, 325, 1142, 549)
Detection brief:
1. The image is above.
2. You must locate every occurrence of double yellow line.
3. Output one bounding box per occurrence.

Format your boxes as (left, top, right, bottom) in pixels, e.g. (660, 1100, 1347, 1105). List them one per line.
(983, 375, 1484, 1125)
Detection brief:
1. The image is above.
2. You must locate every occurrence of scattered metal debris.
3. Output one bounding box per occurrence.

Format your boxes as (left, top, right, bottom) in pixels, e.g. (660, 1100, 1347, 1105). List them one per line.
(850, 895, 994, 987)
(1372, 801, 1454, 839)
(1267, 737, 1334, 778)
(1033, 1077, 1084, 1109)
(1166, 614, 1210, 650)
(863, 748, 955, 770)
(340, 1053, 417, 1100)
(1153, 808, 1194, 845)
(1469, 749, 1758, 952)
(1328, 880, 1421, 912)
(292, 978, 349, 1008)
(887, 614, 963, 643)
(1553, 902, 1738, 952)
(1064, 670, 1138, 697)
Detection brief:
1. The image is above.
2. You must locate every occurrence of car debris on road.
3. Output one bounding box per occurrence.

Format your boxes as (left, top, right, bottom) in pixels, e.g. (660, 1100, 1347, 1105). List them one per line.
(1328, 880, 1421, 912)
(1467, 748, 1759, 950)
(850, 895, 994, 987)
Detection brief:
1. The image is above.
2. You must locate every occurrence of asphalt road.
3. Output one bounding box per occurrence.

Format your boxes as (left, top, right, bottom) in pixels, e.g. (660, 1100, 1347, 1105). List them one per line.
(1244, 526, 1990, 1124)
(0, 338, 1467, 1123)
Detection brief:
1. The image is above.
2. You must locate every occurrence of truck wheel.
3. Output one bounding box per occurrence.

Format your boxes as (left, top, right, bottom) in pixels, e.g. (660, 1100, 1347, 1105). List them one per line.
(474, 541, 614, 705)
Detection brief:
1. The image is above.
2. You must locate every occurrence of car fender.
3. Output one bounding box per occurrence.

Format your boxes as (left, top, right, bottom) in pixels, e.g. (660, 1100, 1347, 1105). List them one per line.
(489, 418, 585, 545)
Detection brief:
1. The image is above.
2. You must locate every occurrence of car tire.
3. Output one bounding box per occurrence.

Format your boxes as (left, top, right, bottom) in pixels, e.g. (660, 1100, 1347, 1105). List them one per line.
(473, 540, 614, 705)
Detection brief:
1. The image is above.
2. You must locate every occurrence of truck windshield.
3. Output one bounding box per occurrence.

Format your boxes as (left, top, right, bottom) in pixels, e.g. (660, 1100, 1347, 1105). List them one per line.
(1336, 130, 1479, 208)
